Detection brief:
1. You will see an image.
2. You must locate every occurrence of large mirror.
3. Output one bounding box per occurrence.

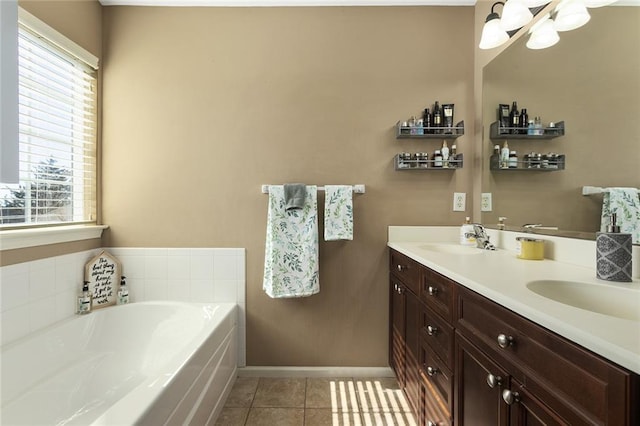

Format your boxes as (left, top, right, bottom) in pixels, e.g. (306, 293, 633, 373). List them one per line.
(481, 5, 640, 243)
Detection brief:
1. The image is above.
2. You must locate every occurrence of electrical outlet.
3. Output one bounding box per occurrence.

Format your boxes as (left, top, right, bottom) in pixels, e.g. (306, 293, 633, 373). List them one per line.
(481, 193, 492, 212)
(453, 192, 466, 211)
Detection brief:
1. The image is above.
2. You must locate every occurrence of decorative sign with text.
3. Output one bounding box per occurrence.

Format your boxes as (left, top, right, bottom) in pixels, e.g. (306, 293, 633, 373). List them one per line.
(84, 250, 121, 308)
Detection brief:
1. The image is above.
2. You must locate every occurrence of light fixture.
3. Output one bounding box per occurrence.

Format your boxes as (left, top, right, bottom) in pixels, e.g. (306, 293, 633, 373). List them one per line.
(526, 13, 560, 49)
(582, 0, 617, 7)
(521, 0, 551, 7)
(500, 0, 534, 31)
(479, 2, 510, 50)
(554, 0, 591, 32)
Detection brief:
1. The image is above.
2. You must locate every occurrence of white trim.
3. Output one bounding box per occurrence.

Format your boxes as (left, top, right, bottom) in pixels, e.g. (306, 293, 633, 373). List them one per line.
(237, 366, 395, 377)
(17, 8, 99, 69)
(99, 0, 475, 6)
(0, 224, 108, 250)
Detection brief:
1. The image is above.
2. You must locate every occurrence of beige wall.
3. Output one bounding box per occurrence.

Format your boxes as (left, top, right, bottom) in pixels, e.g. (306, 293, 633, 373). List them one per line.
(1, 0, 103, 267)
(101, 6, 474, 366)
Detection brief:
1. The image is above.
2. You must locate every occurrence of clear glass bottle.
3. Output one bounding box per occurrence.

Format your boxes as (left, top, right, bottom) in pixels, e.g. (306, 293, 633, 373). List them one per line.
(77, 281, 91, 314)
(117, 276, 129, 305)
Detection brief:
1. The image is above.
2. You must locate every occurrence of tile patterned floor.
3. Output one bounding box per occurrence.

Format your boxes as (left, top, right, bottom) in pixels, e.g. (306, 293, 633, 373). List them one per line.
(215, 377, 418, 426)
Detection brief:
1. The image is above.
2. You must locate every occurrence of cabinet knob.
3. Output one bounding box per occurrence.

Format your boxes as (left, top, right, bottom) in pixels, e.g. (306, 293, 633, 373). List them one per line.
(427, 325, 438, 336)
(497, 333, 514, 349)
(426, 366, 438, 377)
(397, 264, 406, 272)
(486, 374, 503, 388)
(502, 389, 520, 405)
(427, 286, 438, 296)
(398, 286, 403, 295)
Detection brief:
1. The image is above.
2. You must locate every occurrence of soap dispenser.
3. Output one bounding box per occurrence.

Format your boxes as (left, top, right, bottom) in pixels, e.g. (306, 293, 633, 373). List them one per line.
(77, 281, 91, 314)
(117, 276, 129, 305)
(596, 214, 632, 282)
(460, 217, 476, 246)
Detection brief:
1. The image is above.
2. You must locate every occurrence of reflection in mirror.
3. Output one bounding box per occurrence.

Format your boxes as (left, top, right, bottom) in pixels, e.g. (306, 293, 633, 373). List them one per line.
(481, 6, 640, 244)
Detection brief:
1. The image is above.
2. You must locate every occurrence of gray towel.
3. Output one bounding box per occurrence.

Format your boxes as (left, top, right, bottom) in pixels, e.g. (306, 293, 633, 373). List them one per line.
(284, 183, 307, 211)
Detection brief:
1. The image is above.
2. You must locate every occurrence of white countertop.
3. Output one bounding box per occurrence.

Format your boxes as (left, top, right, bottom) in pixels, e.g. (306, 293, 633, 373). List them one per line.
(388, 226, 640, 374)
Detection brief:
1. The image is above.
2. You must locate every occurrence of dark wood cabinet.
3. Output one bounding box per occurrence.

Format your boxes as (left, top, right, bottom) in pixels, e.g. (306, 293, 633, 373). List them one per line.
(389, 248, 640, 426)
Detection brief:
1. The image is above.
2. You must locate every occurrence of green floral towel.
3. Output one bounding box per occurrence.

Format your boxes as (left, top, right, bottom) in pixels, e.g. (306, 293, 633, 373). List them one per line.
(601, 188, 640, 244)
(263, 185, 319, 298)
(324, 185, 353, 241)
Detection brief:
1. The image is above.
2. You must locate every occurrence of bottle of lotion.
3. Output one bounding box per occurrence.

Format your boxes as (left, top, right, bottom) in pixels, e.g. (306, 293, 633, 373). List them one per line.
(460, 217, 476, 246)
(117, 276, 129, 305)
(441, 141, 450, 168)
(500, 141, 510, 169)
(77, 281, 91, 314)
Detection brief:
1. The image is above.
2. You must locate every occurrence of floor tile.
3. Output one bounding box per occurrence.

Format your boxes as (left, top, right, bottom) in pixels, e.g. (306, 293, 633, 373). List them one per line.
(355, 378, 412, 415)
(245, 408, 304, 426)
(225, 377, 259, 408)
(252, 377, 306, 408)
(305, 377, 358, 410)
(214, 407, 249, 426)
(305, 408, 363, 426)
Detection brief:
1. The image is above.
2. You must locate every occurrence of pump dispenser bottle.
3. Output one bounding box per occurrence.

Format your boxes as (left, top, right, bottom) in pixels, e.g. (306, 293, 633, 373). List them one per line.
(596, 214, 632, 282)
(460, 217, 476, 246)
(77, 281, 91, 314)
(117, 276, 129, 305)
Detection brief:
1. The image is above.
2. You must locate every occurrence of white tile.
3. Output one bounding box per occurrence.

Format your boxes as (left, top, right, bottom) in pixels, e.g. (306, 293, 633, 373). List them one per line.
(190, 255, 214, 280)
(167, 256, 190, 280)
(118, 255, 146, 279)
(145, 279, 169, 301)
(1, 305, 31, 345)
(213, 248, 241, 257)
(30, 298, 57, 332)
(55, 258, 78, 293)
(236, 279, 246, 306)
(145, 248, 168, 257)
(167, 248, 191, 257)
(29, 266, 56, 302)
(190, 280, 214, 302)
(212, 280, 237, 303)
(167, 280, 191, 302)
(29, 258, 56, 272)
(1, 262, 29, 280)
(1, 270, 29, 311)
(127, 278, 146, 303)
(145, 256, 168, 280)
(55, 290, 77, 320)
(213, 255, 238, 281)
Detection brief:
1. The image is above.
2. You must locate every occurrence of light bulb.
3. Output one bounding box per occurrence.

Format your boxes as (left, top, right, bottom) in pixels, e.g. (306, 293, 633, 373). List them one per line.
(526, 14, 560, 49)
(501, 0, 534, 31)
(554, 0, 591, 32)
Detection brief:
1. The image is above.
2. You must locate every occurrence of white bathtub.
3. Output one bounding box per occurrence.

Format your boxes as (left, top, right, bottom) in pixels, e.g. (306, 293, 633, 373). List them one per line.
(1, 301, 237, 425)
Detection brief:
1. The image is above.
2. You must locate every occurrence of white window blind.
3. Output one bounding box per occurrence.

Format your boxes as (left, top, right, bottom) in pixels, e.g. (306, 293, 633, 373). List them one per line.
(0, 13, 98, 227)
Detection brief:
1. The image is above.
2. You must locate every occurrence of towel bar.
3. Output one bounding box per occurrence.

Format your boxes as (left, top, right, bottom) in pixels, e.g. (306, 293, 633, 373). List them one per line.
(261, 184, 365, 194)
(582, 186, 640, 196)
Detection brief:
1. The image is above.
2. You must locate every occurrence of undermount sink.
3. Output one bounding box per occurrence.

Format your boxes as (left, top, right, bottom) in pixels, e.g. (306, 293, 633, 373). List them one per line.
(418, 244, 483, 255)
(526, 280, 640, 321)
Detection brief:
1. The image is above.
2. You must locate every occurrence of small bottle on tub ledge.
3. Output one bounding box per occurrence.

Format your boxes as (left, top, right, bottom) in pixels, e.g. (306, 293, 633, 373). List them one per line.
(77, 281, 92, 314)
(117, 276, 129, 305)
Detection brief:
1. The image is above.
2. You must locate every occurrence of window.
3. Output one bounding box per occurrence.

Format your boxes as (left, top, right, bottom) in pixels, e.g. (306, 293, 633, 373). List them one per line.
(0, 10, 98, 227)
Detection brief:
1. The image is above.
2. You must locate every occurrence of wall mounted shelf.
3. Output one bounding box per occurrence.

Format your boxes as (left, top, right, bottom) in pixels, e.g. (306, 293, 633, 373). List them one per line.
(490, 120, 564, 140)
(395, 153, 463, 170)
(396, 120, 464, 139)
(489, 154, 565, 171)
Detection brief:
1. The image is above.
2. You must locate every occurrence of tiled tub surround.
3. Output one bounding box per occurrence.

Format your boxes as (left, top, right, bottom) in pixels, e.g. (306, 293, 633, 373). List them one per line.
(0, 247, 246, 366)
(388, 226, 640, 374)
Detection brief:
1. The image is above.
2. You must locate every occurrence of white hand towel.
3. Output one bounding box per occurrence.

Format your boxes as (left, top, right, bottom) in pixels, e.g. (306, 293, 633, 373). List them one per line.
(600, 187, 640, 244)
(263, 185, 319, 298)
(324, 185, 353, 241)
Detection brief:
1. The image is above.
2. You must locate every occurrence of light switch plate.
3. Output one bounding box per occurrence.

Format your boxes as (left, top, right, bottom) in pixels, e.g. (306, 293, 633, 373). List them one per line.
(481, 193, 492, 212)
(453, 192, 466, 211)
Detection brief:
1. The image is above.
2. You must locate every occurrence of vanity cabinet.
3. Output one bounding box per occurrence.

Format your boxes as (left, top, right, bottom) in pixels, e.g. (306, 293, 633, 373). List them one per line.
(389, 248, 639, 426)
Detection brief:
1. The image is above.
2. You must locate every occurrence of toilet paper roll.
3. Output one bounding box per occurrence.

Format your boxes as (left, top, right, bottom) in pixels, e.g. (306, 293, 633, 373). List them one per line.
(596, 232, 632, 282)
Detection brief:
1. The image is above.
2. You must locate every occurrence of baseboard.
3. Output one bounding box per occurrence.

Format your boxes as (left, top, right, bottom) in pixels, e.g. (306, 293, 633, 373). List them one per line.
(237, 366, 394, 378)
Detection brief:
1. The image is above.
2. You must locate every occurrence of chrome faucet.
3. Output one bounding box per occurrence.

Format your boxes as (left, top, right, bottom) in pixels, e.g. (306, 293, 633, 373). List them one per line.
(466, 224, 496, 250)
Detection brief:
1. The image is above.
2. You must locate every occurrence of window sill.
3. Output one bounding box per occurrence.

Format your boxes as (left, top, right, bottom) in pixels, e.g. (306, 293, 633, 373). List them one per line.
(0, 224, 108, 250)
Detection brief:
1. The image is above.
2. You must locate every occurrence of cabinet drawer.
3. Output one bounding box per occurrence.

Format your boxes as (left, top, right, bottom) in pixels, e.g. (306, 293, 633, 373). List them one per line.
(419, 336, 453, 413)
(457, 285, 634, 425)
(421, 378, 452, 426)
(420, 268, 455, 322)
(390, 250, 421, 295)
(419, 303, 454, 369)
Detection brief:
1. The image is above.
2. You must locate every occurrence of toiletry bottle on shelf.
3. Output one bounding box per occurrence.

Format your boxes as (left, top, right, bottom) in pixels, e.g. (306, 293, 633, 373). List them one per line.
(416, 118, 424, 135)
(117, 276, 129, 305)
(433, 149, 443, 167)
(77, 281, 91, 314)
(500, 141, 510, 168)
(519, 108, 528, 135)
(451, 144, 457, 166)
(509, 150, 518, 168)
(497, 216, 507, 230)
(441, 140, 450, 168)
(596, 214, 632, 282)
(460, 217, 476, 246)
(423, 108, 432, 134)
(408, 116, 416, 135)
(527, 119, 535, 135)
(534, 116, 543, 135)
(432, 101, 442, 134)
(509, 101, 520, 134)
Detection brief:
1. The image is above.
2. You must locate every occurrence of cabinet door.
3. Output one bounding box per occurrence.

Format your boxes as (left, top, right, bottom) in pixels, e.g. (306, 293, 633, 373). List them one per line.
(505, 379, 568, 426)
(405, 290, 421, 414)
(390, 277, 406, 387)
(455, 332, 509, 426)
